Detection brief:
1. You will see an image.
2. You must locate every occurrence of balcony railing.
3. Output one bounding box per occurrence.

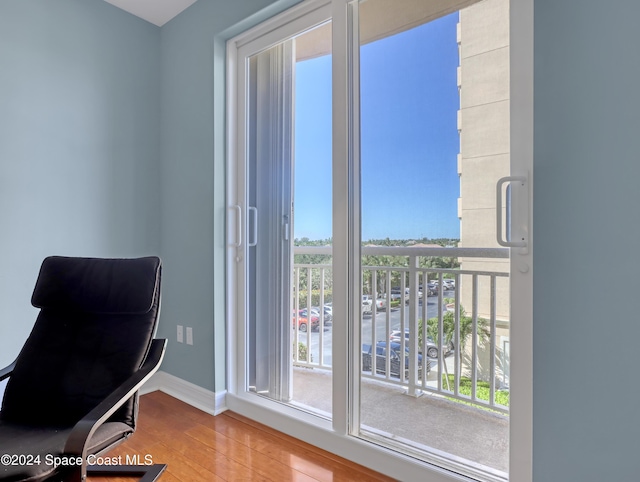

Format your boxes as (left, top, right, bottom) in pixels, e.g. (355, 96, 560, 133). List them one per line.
(292, 246, 510, 414)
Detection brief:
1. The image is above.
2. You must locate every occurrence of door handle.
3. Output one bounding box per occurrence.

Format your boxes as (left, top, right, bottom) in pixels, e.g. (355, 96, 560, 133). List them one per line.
(496, 175, 527, 248)
(230, 205, 242, 248)
(248, 207, 258, 247)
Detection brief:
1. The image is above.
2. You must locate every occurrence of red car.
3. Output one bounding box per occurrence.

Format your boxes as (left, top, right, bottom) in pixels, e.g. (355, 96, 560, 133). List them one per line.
(293, 310, 320, 332)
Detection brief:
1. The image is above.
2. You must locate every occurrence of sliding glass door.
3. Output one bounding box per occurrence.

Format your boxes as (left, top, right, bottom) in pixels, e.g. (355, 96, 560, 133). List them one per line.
(227, 0, 532, 480)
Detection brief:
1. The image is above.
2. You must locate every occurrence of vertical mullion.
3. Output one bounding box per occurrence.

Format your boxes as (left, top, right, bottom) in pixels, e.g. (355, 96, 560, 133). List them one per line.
(510, 0, 534, 478)
(331, 0, 359, 437)
(348, 0, 361, 435)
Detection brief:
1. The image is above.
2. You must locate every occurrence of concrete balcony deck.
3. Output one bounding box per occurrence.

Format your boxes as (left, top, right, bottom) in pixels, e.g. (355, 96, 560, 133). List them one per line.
(293, 364, 508, 477)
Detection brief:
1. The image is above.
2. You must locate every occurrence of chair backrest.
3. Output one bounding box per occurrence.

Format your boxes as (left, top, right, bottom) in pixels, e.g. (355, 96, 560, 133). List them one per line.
(0, 256, 161, 428)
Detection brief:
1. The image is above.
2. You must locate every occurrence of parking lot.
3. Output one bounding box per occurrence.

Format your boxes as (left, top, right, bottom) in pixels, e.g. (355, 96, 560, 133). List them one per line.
(296, 295, 448, 367)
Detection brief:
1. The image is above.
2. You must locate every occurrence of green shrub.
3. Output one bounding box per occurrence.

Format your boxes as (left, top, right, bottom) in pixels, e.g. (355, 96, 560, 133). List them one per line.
(297, 289, 332, 308)
(295, 342, 312, 362)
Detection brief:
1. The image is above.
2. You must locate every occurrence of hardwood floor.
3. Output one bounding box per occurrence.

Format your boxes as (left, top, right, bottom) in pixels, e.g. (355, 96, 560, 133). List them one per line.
(89, 391, 395, 482)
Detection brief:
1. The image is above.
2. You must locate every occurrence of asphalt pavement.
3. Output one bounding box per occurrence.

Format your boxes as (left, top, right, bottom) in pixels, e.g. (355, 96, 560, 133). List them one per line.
(298, 298, 445, 367)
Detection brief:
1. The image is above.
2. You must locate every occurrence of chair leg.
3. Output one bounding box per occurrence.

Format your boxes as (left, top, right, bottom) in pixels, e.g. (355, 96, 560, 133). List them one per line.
(86, 464, 167, 481)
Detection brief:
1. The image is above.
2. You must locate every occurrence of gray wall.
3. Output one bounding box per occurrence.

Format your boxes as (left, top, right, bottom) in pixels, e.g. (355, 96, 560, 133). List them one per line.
(0, 0, 161, 368)
(2, 0, 638, 480)
(156, 0, 301, 391)
(533, 0, 640, 480)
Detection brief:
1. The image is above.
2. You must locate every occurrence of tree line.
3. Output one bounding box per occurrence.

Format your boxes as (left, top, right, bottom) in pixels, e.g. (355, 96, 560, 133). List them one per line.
(293, 237, 460, 304)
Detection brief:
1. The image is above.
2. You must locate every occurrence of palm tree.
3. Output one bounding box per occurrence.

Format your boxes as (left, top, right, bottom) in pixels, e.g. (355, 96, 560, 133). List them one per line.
(420, 305, 490, 369)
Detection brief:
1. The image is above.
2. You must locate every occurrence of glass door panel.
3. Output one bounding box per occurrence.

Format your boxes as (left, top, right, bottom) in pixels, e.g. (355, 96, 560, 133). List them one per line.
(356, 0, 511, 478)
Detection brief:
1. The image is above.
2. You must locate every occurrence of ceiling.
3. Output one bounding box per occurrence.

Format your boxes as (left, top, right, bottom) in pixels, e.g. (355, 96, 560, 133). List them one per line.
(103, 0, 198, 27)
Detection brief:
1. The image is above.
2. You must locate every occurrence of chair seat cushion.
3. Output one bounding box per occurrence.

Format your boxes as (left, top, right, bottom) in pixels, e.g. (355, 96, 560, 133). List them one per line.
(0, 421, 132, 481)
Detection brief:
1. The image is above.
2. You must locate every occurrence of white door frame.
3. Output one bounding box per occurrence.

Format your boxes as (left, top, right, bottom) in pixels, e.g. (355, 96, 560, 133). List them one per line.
(225, 0, 533, 480)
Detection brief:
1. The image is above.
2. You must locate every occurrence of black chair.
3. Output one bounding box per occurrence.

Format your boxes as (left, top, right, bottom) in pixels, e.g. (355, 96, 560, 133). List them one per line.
(0, 256, 167, 482)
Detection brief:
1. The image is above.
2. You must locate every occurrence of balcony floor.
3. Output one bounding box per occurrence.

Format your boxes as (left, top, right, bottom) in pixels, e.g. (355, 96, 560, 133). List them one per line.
(292, 366, 509, 474)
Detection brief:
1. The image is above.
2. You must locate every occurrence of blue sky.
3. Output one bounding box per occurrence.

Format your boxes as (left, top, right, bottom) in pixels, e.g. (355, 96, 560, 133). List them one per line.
(294, 12, 460, 241)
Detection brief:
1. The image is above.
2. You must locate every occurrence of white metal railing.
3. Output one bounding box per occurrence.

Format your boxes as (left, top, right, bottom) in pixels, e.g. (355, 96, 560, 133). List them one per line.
(292, 246, 510, 413)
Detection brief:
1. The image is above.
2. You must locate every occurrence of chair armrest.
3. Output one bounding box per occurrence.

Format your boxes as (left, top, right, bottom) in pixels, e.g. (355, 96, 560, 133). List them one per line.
(64, 338, 167, 456)
(0, 359, 16, 382)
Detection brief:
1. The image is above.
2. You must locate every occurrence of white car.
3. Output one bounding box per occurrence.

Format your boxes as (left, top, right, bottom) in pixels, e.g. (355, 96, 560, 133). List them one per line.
(362, 295, 373, 313)
(362, 295, 386, 312)
(442, 279, 455, 291)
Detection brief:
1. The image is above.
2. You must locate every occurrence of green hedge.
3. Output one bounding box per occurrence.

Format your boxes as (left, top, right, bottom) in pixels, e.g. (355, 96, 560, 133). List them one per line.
(296, 289, 332, 308)
(442, 375, 509, 408)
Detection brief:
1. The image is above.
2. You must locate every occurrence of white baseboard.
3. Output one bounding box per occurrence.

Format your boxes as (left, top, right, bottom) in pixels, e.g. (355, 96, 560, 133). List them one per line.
(140, 370, 227, 416)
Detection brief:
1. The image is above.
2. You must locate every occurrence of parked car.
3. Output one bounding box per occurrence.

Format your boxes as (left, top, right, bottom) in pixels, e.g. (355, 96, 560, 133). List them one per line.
(298, 308, 314, 317)
(292, 314, 310, 332)
(362, 341, 429, 379)
(362, 295, 373, 314)
(421, 282, 438, 296)
(308, 306, 332, 325)
(293, 310, 319, 332)
(390, 288, 410, 304)
(389, 330, 454, 358)
(389, 289, 403, 302)
(321, 305, 333, 323)
(434, 335, 455, 356)
(442, 279, 455, 291)
(298, 308, 322, 325)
